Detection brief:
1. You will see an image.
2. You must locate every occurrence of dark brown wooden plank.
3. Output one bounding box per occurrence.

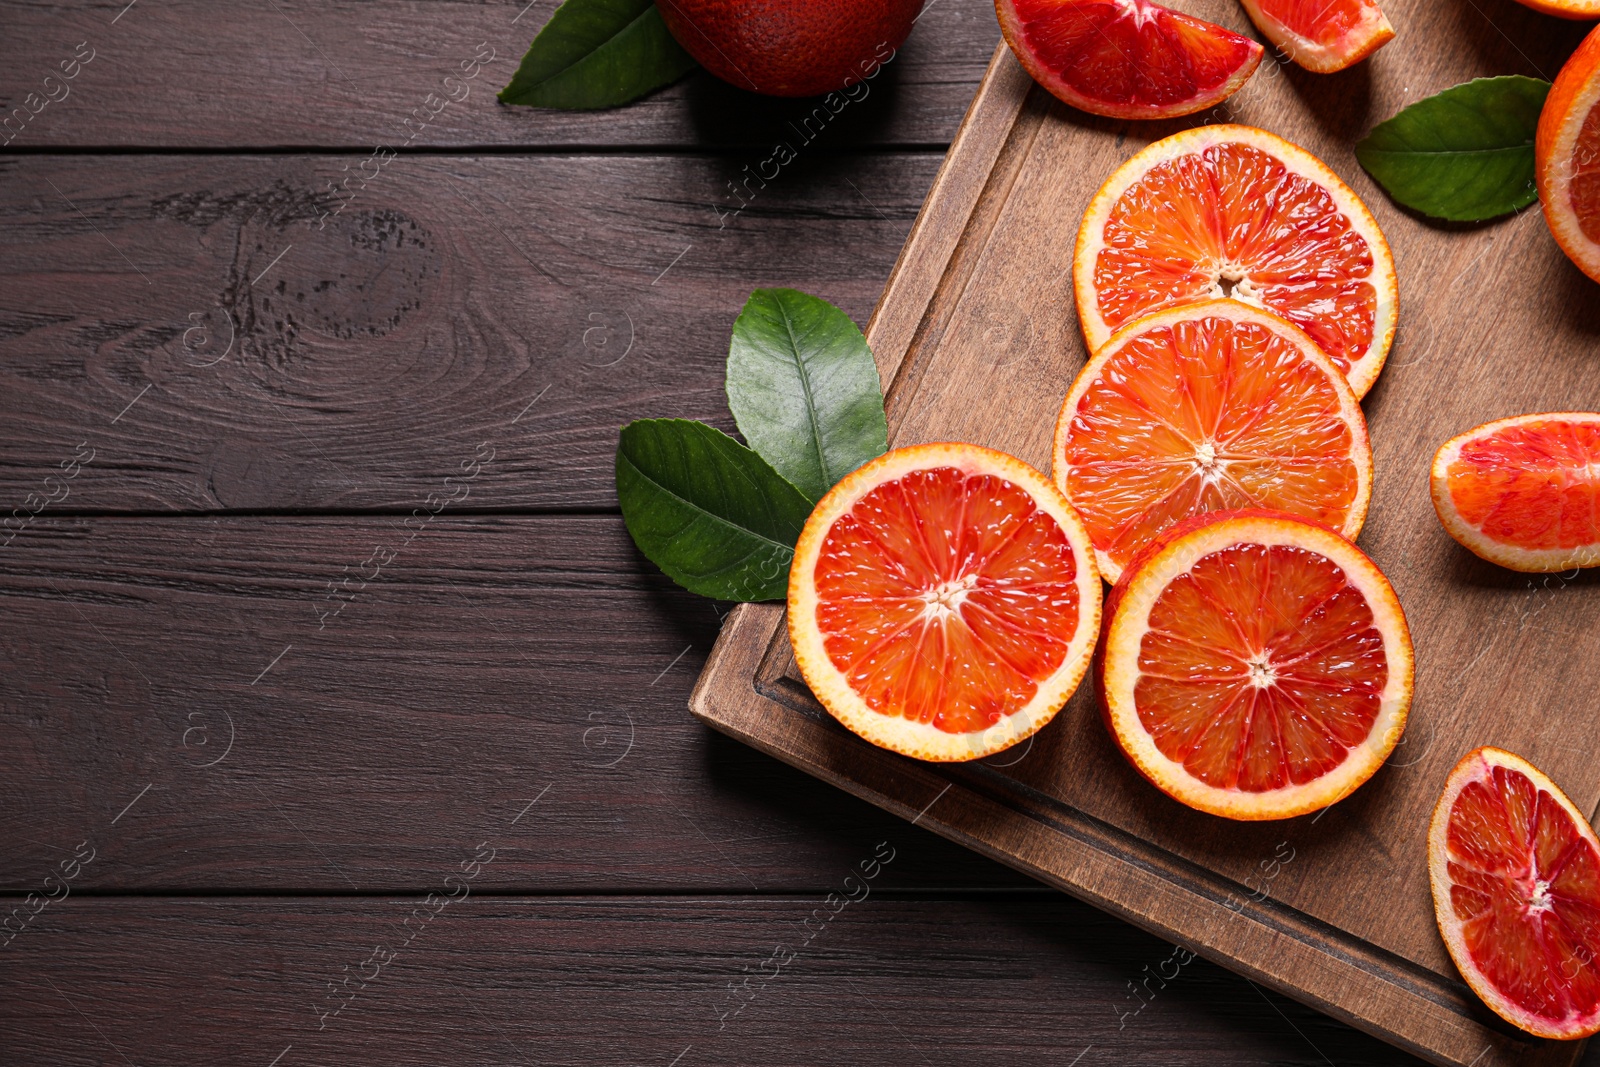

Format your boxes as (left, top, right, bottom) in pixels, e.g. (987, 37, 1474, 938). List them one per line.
(0, 895, 1433, 1066)
(0, 514, 1030, 891)
(0, 151, 936, 511)
(0, 0, 996, 149)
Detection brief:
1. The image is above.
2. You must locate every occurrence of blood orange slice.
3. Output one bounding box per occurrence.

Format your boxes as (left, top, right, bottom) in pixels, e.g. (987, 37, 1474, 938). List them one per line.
(1099, 510, 1412, 820)
(1430, 412, 1600, 572)
(1538, 24, 1600, 285)
(1054, 300, 1372, 584)
(1237, 0, 1395, 74)
(788, 442, 1101, 762)
(994, 0, 1263, 121)
(1430, 747, 1600, 1040)
(1076, 125, 1398, 397)
(1514, 0, 1600, 17)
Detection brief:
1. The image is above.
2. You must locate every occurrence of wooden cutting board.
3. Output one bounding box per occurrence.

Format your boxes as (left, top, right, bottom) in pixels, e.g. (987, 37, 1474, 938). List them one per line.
(691, 5, 1600, 1064)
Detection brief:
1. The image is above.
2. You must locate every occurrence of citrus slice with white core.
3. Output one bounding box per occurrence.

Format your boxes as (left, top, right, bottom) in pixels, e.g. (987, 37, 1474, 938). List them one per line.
(788, 442, 1101, 762)
(1053, 300, 1372, 584)
(1430, 746, 1600, 1040)
(1099, 509, 1412, 820)
(1076, 124, 1398, 397)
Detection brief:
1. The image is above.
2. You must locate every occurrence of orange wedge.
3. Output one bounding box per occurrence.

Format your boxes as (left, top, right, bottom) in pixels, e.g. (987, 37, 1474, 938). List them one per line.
(789, 442, 1101, 762)
(1100, 509, 1412, 820)
(1237, 0, 1395, 74)
(1538, 24, 1600, 285)
(1076, 124, 1398, 397)
(994, 0, 1263, 120)
(1053, 301, 1372, 584)
(1431, 412, 1600, 572)
(1431, 747, 1600, 1039)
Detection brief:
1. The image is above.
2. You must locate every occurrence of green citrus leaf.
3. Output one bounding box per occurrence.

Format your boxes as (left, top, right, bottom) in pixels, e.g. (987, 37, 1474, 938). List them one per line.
(499, 0, 698, 110)
(616, 419, 812, 602)
(725, 289, 889, 503)
(1355, 76, 1552, 222)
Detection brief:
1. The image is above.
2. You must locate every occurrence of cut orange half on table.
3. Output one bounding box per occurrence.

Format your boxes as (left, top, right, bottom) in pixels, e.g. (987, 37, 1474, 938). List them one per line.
(788, 442, 1101, 762)
(1053, 300, 1372, 583)
(1430, 412, 1600, 572)
(1539, 24, 1600, 285)
(994, 0, 1263, 120)
(1099, 510, 1412, 820)
(1076, 124, 1397, 397)
(1237, 0, 1395, 74)
(1430, 747, 1600, 1040)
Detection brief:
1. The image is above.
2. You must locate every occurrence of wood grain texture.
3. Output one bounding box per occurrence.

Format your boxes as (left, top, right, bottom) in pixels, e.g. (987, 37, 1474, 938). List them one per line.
(0, 515, 1032, 892)
(693, 5, 1600, 1064)
(0, 0, 996, 149)
(0, 152, 934, 511)
(0, 895, 1435, 1066)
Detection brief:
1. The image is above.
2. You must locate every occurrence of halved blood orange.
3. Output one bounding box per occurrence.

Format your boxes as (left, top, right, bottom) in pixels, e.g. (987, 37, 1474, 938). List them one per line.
(1076, 124, 1398, 397)
(1538, 24, 1600, 285)
(789, 442, 1101, 762)
(1514, 0, 1600, 17)
(1430, 412, 1600, 572)
(1099, 509, 1412, 820)
(1430, 747, 1600, 1040)
(994, 0, 1263, 121)
(1053, 300, 1372, 584)
(1237, 0, 1395, 74)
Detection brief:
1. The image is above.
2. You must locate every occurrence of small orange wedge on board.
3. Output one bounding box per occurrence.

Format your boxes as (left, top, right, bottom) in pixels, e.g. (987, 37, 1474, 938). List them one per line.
(1431, 747, 1600, 1039)
(1237, 0, 1395, 74)
(1431, 412, 1600, 572)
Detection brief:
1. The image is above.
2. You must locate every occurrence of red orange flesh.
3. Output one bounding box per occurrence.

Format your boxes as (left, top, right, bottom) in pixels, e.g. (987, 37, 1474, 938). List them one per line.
(789, 443, 1101, 762)
(1054, 301, 1372, 583)
(1538, 24, 1600, 286)
(1237, 0, 1395, 74)
(1100, 510, 1412, 820)
(1076, 125, 1397, 398)
(994, 0, 1262, 120)
(1431, 413, 1600, 572)
(1430, 747, 1600, 1039)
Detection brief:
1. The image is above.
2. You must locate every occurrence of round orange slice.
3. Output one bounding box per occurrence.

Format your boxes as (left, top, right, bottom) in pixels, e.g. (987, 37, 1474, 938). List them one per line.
(1237, 0, 1395, 74)
(1076, 124, 1398, 398)
(1099, 509, 1412, 820)
(788, 442, 1101, 762)
(994, 0, 1263, 121)
(1053, 300, 1372, 584)
(1430, 746, 1600, 1040)
(1430, 412, 1600, 572)
(1538, 24, 1600, 285)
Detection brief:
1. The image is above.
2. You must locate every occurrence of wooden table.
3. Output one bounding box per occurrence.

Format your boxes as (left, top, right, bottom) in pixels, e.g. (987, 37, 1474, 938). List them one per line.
(0, 2, 1587, 1063)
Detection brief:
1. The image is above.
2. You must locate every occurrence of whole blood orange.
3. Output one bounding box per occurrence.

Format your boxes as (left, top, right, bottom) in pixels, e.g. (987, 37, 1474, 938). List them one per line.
(655, 0, 921, 97)
(788, 442, 1101, 762)
(1430, 412, 1600, 572)
(1430, 747, 1600, 1040)
(1538, 24, 1600, 285)
(994, 0, 1263, 120)
(1099, 510, 1412, 820)
(1053, 300, 1372, 583)
(1076, 125, 1398, 397)
(1237, 0, 1395, 74)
